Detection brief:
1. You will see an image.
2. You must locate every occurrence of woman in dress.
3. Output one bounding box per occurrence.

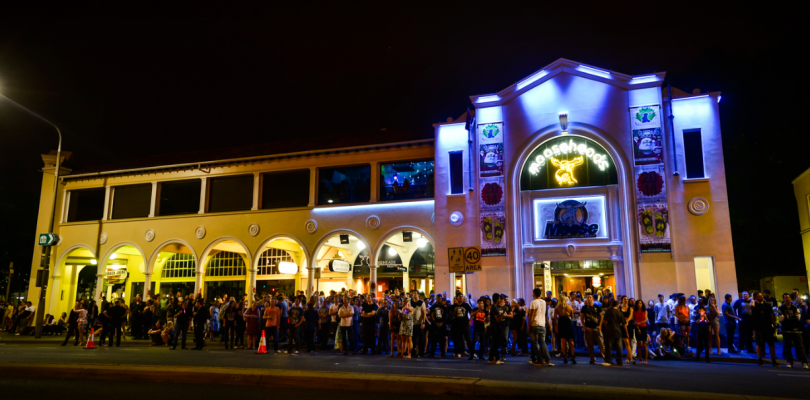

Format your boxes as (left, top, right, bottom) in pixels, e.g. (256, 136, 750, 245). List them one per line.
(619, 296, 633, 364)
(674, 296, 691, 349)
(707, 296, 721, 355)
(244, 301, 260, 350)
(389, 301, 401, 357)
(61, 302, 81, 346)
(554, 296, 575, 364)
(633, 299, 649, 364)
(399, 300, 414, 358)
(208, 300, 220, 340)
(77, 303, 88, 345)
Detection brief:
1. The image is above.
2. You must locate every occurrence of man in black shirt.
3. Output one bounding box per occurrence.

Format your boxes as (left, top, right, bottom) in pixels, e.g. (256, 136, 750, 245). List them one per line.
(600, 299, 626, 366)
(171, 300, 191, 350)
(360, 294, 379, 355)
(410, 291, 426, 358)
(581, 294, 603, 364)
(449, 294, 472, 358)
(733, 291, 755, 352)
(488, 294, 508, 364)
(779, 293, 808, 369)
(192, 300, 209, 350)
(428, 295, 449, 357)
(752, 292, 778, 367)
(103, 300, 126, 347)
(130, 295, 143, 340)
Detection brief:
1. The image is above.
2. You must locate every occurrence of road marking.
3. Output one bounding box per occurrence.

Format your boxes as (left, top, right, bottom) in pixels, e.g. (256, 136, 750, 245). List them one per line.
(358, 364, 481, 372)
(777, 374, 810, 378)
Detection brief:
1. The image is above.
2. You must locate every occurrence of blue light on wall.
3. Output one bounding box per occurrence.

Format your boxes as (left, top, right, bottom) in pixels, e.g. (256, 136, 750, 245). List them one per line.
(517, 70, 548, 90)
(476, 95, 500, 103)
(630, 75, 659, 84)
(577, 65, 611, 79)
(312, 200, 434, 212)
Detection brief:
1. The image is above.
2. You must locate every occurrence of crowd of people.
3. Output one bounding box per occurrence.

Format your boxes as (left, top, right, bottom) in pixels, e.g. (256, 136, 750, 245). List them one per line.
(5, 284, 808, 369)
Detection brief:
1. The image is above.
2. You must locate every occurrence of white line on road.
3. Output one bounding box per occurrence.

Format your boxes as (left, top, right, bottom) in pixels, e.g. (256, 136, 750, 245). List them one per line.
(777, 374, 810, 378)
(358, 364, 481, 372)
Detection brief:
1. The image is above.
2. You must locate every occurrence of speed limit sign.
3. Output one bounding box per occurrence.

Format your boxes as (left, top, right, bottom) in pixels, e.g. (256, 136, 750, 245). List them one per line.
(463, 247, 481, 272)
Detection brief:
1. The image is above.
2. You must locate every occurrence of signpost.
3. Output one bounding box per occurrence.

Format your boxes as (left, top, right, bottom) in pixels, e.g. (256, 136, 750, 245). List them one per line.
(448, 246, 481, 273)
(38, 233, 58, 246)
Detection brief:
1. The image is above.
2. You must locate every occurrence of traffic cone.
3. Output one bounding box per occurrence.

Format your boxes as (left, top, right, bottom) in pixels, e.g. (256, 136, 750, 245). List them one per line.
(84, 328, 96, 349)
(256, 330, 267, 354)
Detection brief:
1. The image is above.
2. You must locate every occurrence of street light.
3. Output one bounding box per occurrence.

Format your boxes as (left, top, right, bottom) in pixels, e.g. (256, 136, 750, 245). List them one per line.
(0, 92, 63, 339)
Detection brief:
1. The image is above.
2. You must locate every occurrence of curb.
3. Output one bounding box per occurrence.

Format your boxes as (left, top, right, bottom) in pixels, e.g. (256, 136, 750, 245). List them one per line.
(0, 362, 798, 400)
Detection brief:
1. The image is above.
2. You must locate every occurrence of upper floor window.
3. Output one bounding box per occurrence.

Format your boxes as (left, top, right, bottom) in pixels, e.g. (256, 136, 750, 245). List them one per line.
(256, 248, 295, 275)
(158, 180, 201, 216)
(161, 253, 196, 279)
(683, 129, 706, 179)
(112, 184, 152, 219)
(66, 188, 105, 222)
(262, 170, 310, 209)
(380, 160, 434, 201)
(317, 165, 370, 205)
(449, 152, 464, 194)
(206, 251, 246, 277)
(208, 175, 253, 213)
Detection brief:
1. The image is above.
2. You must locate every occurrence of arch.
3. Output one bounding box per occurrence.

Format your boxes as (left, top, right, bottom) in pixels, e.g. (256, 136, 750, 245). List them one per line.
(309, 229, 372, 271)
(252, 234, 311, 272)
(372, 226, 436, 263)
(145, 238, 199, 276)
(198, 236, 253, 273)
(99, 242, 148, 276)
(507, 122, 638, 298)
(55, 244, 97, 277)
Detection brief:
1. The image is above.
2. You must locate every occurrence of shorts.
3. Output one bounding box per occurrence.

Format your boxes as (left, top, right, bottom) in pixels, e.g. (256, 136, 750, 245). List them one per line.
(677, 322, 690, 329)
(755, 330, 775, 346)
(637, 325, 648, 339)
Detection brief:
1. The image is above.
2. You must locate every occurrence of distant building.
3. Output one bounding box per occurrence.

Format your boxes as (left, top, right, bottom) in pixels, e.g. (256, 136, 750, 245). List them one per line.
(792, 167, 810, 288)
(26, 58, 736, 318)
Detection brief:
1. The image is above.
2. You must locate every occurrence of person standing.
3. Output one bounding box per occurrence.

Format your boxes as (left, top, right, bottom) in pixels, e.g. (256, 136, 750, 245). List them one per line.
(733, 291, 755, 353)
(303, 301, 319, 353)
(653, 294, 668, 340)
(752, 292, 778, 367)
(130, 295, 143, 340)
(581, 294, 603, 364)
(555, 296, 576, 364)
(694, 305, 711, 363)
(264, 298, 281, 353)
(244, 301, 260, 350)
(450, 294, 472, 358)
(377, 298, 390, 355)
(192, 300, 209, 350)
(528, 288, 553, 366)
(779, 293, 808, 369)
(428, 295, 449, 358)
(287, 297, 304, 354)
(338, 298, 356, 355)
(103, 299, 126, 347)
(171, 300, 190, 350)
(722, 294, 740, 353)
(360, 294, 378, 355)
(318, 299, 332, 350)
(600, 300, 626, 366)
(277, 295, 289, 342)
(488, 294, 507, 364)
(409, 291, 426, 358)
(60, 302, 82, 346)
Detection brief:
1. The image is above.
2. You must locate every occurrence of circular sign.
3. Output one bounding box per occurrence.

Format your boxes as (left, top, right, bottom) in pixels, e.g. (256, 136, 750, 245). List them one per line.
(464, 247, 480, 265)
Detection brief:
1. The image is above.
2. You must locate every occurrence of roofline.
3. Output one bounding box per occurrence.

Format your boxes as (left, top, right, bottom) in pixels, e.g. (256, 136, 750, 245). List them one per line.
(792, 167, 810, 185)
(64, 138, 435, 180)
(468, 58, 667, 108)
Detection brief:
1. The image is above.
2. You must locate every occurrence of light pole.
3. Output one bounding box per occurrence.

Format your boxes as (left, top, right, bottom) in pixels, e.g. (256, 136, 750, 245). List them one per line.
(4, 263, 12, 302)
(0, 92, 63, 339)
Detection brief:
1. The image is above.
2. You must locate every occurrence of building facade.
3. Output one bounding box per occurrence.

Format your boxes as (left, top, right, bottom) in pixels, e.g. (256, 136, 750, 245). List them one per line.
(793, 167, 810, 287)
(27, 58, 736, 317)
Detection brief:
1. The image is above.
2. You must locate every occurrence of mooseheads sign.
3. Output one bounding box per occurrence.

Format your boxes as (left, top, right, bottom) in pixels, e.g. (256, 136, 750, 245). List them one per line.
(520, 136, 618, 191)
(533, 196, 608, 241)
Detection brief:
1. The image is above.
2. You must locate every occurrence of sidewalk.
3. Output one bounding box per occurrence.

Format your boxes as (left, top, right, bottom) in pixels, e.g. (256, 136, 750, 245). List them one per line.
(0, 361, 797, 400)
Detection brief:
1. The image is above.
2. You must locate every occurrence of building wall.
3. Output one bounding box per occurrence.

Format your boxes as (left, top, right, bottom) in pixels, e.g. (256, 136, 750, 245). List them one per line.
(793, 168, 810, 288)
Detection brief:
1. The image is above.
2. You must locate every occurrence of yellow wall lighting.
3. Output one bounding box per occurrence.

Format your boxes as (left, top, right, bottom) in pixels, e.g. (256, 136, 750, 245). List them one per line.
(550, 156, 584, 185)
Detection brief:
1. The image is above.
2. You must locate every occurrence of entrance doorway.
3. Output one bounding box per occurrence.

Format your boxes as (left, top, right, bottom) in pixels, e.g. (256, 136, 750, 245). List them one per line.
(534, 260, 615, 297)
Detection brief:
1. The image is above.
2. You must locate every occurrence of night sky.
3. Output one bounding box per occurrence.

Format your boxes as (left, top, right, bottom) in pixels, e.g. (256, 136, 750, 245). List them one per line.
(0, 5, 805, 294)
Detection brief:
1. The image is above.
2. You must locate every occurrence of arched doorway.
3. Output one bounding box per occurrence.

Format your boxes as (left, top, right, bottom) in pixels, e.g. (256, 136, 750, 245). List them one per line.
(199, 238, 251, 305)
(311, 231, 370, 296)
(51, 245, 97, 318)
(511, 127, 636, 298)
(99, 243, 148, 306)
(148, 240, 198, 303)
(372, 227, 436, 296)
(254, 236, 309, 300)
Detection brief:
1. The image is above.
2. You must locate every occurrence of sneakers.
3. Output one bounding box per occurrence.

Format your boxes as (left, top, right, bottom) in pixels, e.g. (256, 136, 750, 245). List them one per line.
(601, 362, 613, 367)
(803, 363, 809, 370)
(488, 360, 497, 364)
(787, 363, 793, 368)
(545, 361, 555, 366)
(495, 360, 504, 365)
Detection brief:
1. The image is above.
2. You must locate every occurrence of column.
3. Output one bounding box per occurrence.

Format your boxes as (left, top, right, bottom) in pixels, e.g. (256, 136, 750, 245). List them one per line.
(149, 182, 159, 217)
(102, 186, 111, 220)
(307, 264, 315, 298)
(308, 167, 316, 206)
(247, 268, 257, 304)
(369, 263, 377, 297)
(48, 271, 62, 317)
(521, 261, 534, 300)
(194, 269, 204, 297)
(252, 173, 260, 211)
(402, 267, 409, 293)
(94, 273, 105, 303)
(199, 177, 208, 214)
(143, 272, 152, 298)
(369, 162, 379, 202)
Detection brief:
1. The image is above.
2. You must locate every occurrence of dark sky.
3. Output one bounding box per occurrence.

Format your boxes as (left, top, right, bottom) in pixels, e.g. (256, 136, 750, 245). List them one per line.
(1, 4, 806, 293)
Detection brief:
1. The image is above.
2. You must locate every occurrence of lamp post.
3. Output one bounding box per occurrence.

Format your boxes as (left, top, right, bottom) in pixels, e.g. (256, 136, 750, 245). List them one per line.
(4, 263, 12, 302)
(0, 93, 63, 339)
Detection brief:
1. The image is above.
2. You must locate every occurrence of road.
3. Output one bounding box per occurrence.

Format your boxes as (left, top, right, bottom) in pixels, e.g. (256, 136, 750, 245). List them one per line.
(0, 344, 807, 399)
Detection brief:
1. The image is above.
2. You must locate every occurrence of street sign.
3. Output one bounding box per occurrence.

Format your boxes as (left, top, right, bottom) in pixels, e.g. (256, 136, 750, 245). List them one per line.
(463, 247, 481, 272)
(38, 233, 58, 246)
(448, 247, 464, 272)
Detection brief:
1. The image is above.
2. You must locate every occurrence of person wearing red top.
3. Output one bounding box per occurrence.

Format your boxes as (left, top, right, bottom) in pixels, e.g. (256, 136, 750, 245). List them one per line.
(263, 298, 281, 353)
(633, 300, 649, 364)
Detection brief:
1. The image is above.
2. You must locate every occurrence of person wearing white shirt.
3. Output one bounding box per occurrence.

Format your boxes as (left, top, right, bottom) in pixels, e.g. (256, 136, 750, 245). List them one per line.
(528, 288, 553, 366)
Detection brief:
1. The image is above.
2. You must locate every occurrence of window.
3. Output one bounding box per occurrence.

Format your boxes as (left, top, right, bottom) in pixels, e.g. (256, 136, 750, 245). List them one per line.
(449, 151, 463, 194)
(257, 248, 295, 275)
(317, 165, 371, 205)
(694, 256, 716, 295)
(683, 129, 706, 179)
(208, 175, 254, 213)
(66, 188, 105, 222)
(158, 180, 201, 216)
(380, 160, 434, 201)
(112, 184, 152, 219)
(206, 251, 246, 277)
(262, 170, 310, 209)
(161, 253, 197, 278)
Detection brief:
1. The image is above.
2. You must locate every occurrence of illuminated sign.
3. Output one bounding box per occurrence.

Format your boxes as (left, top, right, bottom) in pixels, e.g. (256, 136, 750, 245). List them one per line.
(521, 136, 617, 191)
(533, 196, 608, 241)
(278, 261, 298, 274)
(328, 259, 350, 273)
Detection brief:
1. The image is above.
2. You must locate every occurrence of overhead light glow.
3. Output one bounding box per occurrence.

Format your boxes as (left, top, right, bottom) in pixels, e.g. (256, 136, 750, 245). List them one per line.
(630, 75, 658, 84)
(388, 247, 397, 256)
(517, 70, 548, 90)
(313, 200, 434, 212)
(577, 65, 611, 78)
(476, 95, 500, 103)
(90, 259, 97, 265)
(416, 238, 427, 248)
(109, 253, 117, 260)
(357, 241, 365, 250)
(278, 261, 298, 274)
(673, 94, 709, 101)
(327, 199, 333, 203)
(717, 95, 722, 103)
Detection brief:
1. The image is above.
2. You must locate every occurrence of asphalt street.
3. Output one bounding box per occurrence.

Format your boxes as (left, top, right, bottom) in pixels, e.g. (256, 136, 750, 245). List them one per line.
(0, 344, 807, 398)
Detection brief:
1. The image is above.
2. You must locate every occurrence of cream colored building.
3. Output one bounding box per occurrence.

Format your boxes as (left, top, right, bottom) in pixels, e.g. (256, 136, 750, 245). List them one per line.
(793, 167, 810, 287)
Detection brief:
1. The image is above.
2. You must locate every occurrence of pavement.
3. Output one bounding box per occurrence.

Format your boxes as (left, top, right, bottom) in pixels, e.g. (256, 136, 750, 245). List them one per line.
(0, 343, 808, 399)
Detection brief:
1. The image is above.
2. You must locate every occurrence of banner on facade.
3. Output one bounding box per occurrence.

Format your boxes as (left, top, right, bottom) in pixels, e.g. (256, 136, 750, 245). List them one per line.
(630, 106, 670, 253)
(477, 122, 507, 256)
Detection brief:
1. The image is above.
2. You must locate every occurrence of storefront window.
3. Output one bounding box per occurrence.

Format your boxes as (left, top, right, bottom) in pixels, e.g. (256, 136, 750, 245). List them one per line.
(380, 160, 434, 201)
(66, 188, 105, 222)
(205, 281, 245, 303)
(161, 253, 196, 278)
(206, 251, 246, 277)
(520, 136, 617, 191)
(112, 184, 152, 219)
(257, 248, 296, 275)
(208, 175, 254, 213)
(317, 165, 371, 205)
(159, 180, 201, 216)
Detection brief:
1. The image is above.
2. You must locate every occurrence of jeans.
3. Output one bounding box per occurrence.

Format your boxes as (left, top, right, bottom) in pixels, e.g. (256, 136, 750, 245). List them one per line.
(304, 328, 316, 352)
(288, 326, 301, 353)
(320, 322, 332, 349)
(340, 326, 356, 353)
(489, 327, 505, 361)
(739, 316, 755, 351)
(264, 326, 280, 352)
(452, 327, 471, 356)
(782, 332, 808, 364)
(724, 320, 738, 351)
(378, 325, 390, 353)
(573, 321, 584, 348)
(172, 323, 188, 348)
(412, 325, 425, 356)
(472, 328, 487, 359)
(529, 326, 552, 364)
(603, 335, 623, 365)
(361, 321, 376, 353)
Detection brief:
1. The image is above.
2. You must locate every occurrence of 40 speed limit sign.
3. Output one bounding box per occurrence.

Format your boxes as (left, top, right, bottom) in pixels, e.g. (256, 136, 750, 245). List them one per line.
(463, 247, 481, 272)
